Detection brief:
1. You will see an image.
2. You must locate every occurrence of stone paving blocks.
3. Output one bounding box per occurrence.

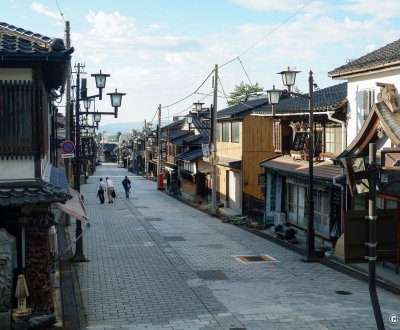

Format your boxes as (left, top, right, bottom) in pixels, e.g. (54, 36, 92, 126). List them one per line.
(69, 167, 400, 330)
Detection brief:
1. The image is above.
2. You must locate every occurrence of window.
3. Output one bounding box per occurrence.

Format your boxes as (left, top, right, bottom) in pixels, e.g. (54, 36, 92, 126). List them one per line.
(314, 124, 323, 156)
(363, 89, 375, 120)
(273, 120, 282, 152)
(314, 190, 330, 236)
(377, 196, 398, 209)
(231, 122, 239, 143)
(222, 122, 229, 142)
(216, 123, 221, 142)
(325, 125, 342, 156)
(184, 161, 194, 172)
(286, 183, 306, 228)
(287, 182, 330, 237)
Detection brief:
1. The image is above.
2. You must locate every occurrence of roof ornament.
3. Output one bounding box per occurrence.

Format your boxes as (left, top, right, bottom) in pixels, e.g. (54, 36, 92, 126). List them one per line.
(376, 82, 398, 113)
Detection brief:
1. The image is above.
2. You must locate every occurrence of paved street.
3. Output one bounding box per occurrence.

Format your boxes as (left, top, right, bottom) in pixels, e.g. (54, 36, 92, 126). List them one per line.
(68, 164, 400, 330)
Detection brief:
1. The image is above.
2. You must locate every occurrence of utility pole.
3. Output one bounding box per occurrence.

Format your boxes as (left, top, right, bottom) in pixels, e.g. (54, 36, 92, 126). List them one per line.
(144, 120, 148, 179)
(73, 63, 87, 262)
(157, 104, 162, 189)
(64, 20, 72, 226)
(211, 64, 218, 216)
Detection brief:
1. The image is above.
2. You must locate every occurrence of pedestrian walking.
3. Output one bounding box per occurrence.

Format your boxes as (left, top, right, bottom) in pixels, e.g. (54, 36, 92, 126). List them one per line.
(97, 178, 106, 204)
(105, 177, 115, 203)
(122, 176, 131, 198)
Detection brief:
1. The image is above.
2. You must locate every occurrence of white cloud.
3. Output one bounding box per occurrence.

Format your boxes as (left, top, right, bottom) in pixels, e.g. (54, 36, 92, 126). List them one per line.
(86, 10, 138, 38)
(231, 0, 310, 12)
(30, 2, 61, 20)
(336, 0, 400, 19)
(68, 6, 400, 124)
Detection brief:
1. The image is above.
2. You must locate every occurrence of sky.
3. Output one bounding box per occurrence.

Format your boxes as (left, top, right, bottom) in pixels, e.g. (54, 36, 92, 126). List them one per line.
(3, 0, 400, 129)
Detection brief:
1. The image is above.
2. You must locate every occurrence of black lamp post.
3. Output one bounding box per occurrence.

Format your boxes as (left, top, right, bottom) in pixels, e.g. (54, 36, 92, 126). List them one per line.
(73, 63, 125, 262)
(268, 67, 316, 262)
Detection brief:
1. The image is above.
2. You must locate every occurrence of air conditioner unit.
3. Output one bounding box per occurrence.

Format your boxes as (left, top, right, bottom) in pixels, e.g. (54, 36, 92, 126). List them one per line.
(274, 212, 286, 226)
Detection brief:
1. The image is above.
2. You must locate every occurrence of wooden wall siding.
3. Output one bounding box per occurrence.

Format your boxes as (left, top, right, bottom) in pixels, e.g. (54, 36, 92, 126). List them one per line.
(216, 121, 242, 159)
(242, 116, 274, 200)
(0, 80, 46, 159)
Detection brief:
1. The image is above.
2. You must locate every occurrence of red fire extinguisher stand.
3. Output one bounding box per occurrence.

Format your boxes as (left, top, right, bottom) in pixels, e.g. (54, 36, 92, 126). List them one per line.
(158, 173, 165, 190)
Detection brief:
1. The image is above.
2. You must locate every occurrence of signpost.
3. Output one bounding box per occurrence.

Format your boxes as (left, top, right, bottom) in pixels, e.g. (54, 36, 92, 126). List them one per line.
(61, 140, 75, 155)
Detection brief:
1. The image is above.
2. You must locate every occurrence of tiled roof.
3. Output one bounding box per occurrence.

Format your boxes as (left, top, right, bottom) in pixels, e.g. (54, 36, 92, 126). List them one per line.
(0, 22, 74, 90)
(336, 100, 400, 160)
(0, 164, 69, 207)
(165, 130, 192, 142)
(176, 148, 203, 161)
(217, 97, 267, 120)
(0, 22, 73, 56)
(253, 83, 347, 115)
(376, 102, 400, 144)
(161, 119, 184, 135)
(328, 39, 400, 78)
(183, 133, 209, 145)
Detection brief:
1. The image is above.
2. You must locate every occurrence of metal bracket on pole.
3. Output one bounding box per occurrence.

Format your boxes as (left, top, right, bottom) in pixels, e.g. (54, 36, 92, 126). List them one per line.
(365, 215, 378, 221)
(365, 242, 377, 247)
(365, 256, 377, 261)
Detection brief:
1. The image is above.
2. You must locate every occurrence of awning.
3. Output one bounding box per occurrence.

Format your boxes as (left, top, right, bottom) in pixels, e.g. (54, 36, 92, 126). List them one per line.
(218, 156, 241, 169)
(260, 155, 342, 180)
(54, 188, 90, 224)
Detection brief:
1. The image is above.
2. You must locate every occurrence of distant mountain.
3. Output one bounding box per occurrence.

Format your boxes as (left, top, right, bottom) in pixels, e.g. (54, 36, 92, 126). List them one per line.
(98, 122, 143, 134)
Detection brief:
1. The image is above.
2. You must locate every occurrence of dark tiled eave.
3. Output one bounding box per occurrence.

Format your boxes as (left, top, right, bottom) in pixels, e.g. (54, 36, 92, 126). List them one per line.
(0, 180, 68, 207)
(0, 22, 74, 90)
(176, 148, 203, 161)
(217, 97, 268, 119)
(329, 38, 400, 78)
(253, 83, 347, 115)
(0, 22, 74, 58)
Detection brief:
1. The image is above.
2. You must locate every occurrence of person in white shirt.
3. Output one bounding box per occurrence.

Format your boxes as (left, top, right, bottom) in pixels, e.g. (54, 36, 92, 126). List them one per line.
(105, 177, 115, 203)
(97, 178, 107, 204)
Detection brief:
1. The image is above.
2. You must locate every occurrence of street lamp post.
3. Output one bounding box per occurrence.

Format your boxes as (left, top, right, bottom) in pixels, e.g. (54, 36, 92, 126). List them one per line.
(73, 63, 125, 262)
(268, 67, 316, 262)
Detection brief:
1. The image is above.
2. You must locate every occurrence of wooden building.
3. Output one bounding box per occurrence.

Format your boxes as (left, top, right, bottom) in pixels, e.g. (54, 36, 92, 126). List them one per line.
(0, 22, 75, 328)
(216, 97, 274, 217)
(256, 83, 348, 239)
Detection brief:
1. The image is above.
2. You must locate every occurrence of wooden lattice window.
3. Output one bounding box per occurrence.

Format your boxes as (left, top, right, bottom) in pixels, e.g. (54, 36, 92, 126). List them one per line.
(273, 120, 282, 153)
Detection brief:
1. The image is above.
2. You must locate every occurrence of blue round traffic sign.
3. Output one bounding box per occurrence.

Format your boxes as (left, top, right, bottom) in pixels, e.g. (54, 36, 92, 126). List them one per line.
(61, 140, 75, 154)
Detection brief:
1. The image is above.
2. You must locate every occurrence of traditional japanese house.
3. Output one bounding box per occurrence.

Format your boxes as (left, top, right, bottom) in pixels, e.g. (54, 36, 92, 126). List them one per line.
(256, 83, 348, 240)
(0, 22, 75, 327)
(176, 109, 211, 202)
(216, 96, 274, 217)
(329, 38, 400, 269)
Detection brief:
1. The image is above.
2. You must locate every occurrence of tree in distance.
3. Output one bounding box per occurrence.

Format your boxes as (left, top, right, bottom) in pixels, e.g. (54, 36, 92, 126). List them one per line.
(227, 82, 264, 106)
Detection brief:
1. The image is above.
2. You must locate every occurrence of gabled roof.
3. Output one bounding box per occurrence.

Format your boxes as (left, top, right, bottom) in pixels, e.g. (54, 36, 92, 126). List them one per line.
(336, 100, 400, 160)
(253, 83, 347, 116)
(217, 97, 267, 120)
(329, 39, 400, 78)
(0, 22, 74, 90)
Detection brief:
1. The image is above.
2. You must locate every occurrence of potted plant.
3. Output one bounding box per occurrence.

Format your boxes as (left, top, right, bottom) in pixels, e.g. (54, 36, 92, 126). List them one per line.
(254, 218, 265, 230)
